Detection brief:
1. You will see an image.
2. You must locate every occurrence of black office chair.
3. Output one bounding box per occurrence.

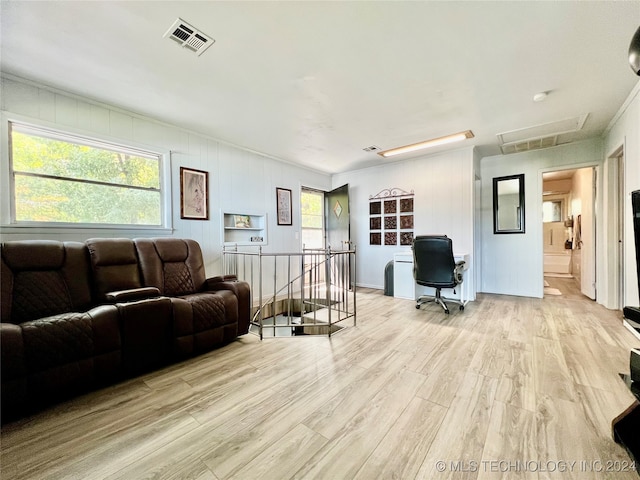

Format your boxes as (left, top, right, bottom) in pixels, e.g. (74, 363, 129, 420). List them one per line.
(412, 235, 466, 314)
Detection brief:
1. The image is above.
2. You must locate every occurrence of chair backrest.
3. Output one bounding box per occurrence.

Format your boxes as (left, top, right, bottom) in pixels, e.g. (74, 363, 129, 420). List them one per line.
(134, 238, 206, 296)
(1, 240, 93, 323)
(86, 238, 143, 301)
(412, 235, 457, 288)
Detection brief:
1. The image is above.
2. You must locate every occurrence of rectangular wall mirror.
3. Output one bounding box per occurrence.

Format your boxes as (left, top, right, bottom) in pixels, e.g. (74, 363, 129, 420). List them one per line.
(493, 174, 525, 234)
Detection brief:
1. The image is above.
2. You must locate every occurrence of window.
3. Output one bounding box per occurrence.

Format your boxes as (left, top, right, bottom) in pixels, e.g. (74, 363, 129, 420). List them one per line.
(543, 199, 563, 223)
(9, 122, 165, 227)
(301, 188, 324, 249)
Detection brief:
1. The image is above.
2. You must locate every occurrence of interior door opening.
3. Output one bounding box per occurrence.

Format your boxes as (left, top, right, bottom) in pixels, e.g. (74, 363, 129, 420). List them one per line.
(542, 167, 596, 299)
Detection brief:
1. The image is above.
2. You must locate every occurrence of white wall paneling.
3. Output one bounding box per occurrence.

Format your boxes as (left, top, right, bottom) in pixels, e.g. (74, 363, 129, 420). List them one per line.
(0, 76, 332, 280)
(2, 74, 638, 307)
(332, 146, 476, 299)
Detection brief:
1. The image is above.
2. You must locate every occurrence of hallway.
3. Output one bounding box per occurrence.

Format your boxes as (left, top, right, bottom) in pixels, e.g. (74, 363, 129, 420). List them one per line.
(544, 276, 591, 301)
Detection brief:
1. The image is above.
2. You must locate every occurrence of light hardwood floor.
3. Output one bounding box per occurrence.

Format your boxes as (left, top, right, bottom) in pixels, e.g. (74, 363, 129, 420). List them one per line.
(2, 279, 639, 479)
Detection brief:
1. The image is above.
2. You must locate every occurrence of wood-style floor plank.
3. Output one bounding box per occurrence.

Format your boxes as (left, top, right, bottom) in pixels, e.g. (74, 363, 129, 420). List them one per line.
(2, 278, 639, 480)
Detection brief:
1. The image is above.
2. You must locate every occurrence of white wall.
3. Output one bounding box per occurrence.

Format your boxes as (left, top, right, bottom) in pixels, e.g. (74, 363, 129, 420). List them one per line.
(4, 73, 637, 308)
(604, 80, 640, 307)
(332, 147, 475, 298)
(480, 138, 604, 298)
(0, 76, 332, 277)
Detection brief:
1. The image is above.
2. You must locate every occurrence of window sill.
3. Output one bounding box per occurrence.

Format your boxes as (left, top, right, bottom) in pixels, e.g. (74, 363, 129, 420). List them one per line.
(0, 223, 173, 236)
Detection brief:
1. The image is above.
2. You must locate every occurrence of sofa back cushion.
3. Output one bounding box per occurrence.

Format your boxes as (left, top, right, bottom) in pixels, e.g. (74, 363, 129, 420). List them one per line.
(86, 238, 142, 301)
(134, 238, 206, 296)
(1, 241, 92, 323)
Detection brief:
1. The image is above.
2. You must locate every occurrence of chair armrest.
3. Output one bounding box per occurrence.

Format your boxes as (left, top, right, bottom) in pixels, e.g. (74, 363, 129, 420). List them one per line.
(105, 287, 160, 303)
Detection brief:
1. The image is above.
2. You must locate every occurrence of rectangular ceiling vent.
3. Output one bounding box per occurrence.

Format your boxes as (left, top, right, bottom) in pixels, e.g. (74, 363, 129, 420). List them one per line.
(164, 18, 214, 56)
(500, 135, 559, 155)
(497, 113, 589, 154)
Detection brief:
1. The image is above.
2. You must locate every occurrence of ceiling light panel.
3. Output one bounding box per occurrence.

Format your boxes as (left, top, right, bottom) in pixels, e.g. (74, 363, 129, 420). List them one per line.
(378, 130, 474, 158)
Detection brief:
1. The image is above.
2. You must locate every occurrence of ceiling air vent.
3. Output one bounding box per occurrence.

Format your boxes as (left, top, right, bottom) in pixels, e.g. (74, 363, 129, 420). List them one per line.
(164, 18, 214, 56)
(500, 135, 559, 155)
(497, 113, 589, 155)
(363, 145, 380, 152)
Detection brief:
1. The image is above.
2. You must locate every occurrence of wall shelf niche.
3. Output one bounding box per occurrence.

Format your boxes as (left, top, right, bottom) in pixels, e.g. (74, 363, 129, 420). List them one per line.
(222, 211, 267, 246)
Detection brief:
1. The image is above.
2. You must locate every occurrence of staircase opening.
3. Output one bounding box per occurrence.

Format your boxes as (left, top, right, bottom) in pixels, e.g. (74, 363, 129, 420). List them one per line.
(223, 245, 356, 339)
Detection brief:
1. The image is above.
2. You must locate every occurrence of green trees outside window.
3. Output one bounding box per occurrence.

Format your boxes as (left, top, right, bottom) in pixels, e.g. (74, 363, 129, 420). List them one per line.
(301, 188, 324, 249)
(10, 124, 162, 225)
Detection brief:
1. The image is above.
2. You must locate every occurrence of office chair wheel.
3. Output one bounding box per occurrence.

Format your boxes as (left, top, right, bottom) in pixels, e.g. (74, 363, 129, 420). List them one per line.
(415, 304, 420, 309)
(459, 305, 464, 311)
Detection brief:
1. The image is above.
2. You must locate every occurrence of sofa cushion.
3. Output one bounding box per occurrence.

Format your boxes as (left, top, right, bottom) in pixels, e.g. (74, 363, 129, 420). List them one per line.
(21, 313, 94, 373)
(1, 241, 93, 323)
(135, 238, 206, 294)
(154, 238, 189, 262)
(86, 238, 142, 301)
(12, 271, 73, 323)
(186, 293, 226, 331)
(1, 240, 65, 270)
(164, 262, 196, 296)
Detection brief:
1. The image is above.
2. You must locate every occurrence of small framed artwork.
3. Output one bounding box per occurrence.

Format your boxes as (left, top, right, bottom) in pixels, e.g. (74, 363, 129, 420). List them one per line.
(234, 215, 251, 228)
(180, 167, 209, 220)
(276, 187, 292, 225)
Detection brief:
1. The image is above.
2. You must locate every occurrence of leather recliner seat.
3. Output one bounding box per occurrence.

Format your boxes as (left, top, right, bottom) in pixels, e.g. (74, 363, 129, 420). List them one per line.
(85, 238, 174, 375)
(134, 238, 247, 355)
(1, 238, 251, 422)
(1, 240, 122, 418)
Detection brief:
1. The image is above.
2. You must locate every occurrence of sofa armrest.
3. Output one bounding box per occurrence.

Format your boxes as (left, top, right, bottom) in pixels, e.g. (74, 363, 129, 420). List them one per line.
(1, 322, 28, 418)
(206, 274, 238, 286)
(205, 276, 251, 335)
(1, 322, 26, 379)
(105, 287, 160, 303)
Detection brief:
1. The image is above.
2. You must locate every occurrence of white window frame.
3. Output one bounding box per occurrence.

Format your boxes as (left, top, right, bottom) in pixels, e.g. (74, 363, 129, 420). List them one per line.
(1, 112, 172, 233)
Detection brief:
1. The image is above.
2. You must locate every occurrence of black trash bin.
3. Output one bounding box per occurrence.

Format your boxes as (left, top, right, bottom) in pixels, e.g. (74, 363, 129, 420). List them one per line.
(384, 260, 394, 296)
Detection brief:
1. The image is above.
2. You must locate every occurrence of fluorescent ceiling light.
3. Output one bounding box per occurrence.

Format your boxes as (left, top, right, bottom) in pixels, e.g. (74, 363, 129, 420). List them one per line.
(378, 130, 474, 158)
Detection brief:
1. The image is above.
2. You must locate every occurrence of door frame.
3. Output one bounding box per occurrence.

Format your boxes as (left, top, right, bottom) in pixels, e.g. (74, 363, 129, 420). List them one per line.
(539, 162, 599, 299)
(607, 144, 626, 309)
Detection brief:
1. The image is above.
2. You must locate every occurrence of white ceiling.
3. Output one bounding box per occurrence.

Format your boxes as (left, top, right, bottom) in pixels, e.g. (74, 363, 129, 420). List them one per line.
(1, 1, 639, 174)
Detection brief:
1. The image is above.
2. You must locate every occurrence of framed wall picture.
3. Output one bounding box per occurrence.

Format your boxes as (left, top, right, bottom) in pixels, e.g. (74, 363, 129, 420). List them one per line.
(276, 187, 292, 225)
(180, 167, 209, 220)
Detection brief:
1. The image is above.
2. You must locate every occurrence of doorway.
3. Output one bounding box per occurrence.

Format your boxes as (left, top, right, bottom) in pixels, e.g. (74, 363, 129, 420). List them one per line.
(300, 184, 351, 250)
(325, 184, 350, 250)
(542, 167, 596, 299)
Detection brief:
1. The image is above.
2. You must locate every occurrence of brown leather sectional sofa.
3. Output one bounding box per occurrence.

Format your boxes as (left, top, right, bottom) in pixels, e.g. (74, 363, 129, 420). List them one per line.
(1, 237, 250, 422)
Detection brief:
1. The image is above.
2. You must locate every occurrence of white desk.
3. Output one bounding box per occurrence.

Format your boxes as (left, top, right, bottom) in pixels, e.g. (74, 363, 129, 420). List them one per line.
(393, 251, 470, 305)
